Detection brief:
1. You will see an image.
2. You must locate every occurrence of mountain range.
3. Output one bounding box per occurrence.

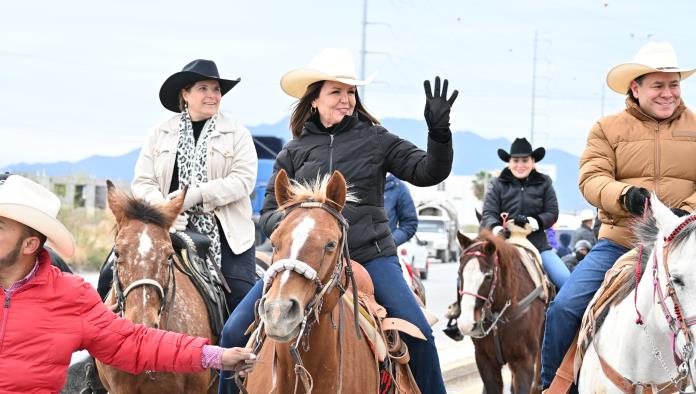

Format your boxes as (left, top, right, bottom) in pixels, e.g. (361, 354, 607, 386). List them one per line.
(2, 117, 591, 211)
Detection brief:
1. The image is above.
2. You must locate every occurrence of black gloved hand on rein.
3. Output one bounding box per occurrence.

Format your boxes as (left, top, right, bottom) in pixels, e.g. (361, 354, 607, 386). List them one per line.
(621, 187, 650, 217)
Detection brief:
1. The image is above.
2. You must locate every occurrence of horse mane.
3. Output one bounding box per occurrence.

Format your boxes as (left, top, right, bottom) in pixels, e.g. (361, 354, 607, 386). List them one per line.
(479, 230, 519, 294)
(610, 213, 659, 306)
(122, 196, 170, 228)
(278, 174, 358, 210)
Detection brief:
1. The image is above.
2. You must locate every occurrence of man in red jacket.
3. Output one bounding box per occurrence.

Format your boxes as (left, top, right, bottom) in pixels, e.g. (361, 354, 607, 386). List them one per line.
(0, 174, 256, 393)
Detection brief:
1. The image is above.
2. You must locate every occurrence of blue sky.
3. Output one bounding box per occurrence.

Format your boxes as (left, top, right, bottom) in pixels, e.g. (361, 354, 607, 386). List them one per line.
(3, 0, 696, 167)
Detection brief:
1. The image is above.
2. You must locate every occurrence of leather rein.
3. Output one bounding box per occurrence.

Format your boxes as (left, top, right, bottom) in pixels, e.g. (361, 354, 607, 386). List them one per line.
(236, 200, 361, 394)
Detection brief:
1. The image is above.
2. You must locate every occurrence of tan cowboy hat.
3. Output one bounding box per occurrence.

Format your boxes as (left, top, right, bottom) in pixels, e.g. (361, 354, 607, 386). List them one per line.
(606, 41, 696, 94)
(280, 48, 377, 98)
(0, 175, 75, 257)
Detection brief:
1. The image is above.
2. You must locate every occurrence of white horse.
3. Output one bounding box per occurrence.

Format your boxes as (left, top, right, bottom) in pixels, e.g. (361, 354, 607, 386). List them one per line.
(579, 195, 696, 393)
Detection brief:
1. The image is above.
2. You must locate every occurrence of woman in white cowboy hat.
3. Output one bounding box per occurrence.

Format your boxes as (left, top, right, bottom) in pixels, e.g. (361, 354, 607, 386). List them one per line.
(219, 47, 458, 394)
(542, 41, 696, 391)
(0, 175, 257, 393)
(481, 137, 570, 288)
(99, 59, 259, 316)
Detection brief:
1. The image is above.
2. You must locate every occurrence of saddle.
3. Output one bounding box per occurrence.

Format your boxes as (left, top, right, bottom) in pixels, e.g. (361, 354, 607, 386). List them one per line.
(170, 230, 229, 338)
(344, 262, 423, 394)
(545, 249, 639, 394)
(506, 227, 553, 303)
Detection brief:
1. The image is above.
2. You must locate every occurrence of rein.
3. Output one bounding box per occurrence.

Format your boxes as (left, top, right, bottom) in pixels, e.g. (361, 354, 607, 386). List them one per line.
(237, 199, 360, 394)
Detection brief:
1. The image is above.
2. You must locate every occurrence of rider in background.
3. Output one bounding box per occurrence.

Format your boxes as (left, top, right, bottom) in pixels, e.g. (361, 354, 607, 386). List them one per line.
(218, 47, 458, 394)
(99, 59, 258, 315)
(481, 137, 570, 289)
(541, 41, 696, 391)
(384, 173, 418, 247)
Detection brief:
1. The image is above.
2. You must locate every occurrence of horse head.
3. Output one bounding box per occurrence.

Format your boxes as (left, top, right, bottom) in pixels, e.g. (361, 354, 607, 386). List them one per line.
(258, 169, 352, 342)
(454, 230, 518, 338)
(106, 180, 183, 329)
(637, 195, 696, 385)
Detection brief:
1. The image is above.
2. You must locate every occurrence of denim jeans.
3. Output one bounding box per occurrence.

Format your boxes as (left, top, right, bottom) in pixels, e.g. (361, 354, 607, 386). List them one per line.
(540, 249, 571, 288)
(540, 239, 630, 390)
(218, 254, 446, 394)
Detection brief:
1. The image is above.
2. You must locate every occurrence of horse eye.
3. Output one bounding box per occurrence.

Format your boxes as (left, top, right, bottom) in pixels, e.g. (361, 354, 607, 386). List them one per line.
(672, 275, 685, 287)
(325, 241, 337, 251)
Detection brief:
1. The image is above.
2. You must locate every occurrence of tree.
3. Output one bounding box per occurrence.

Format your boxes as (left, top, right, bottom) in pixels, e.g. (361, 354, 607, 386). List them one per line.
(472, 170, 493, 201)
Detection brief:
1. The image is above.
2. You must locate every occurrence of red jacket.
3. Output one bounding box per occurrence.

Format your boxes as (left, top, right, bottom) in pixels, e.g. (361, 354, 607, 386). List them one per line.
(0, 249, 208, 393)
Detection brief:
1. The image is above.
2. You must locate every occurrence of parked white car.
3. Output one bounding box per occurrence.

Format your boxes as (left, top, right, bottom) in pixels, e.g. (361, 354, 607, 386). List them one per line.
(398, 235, 430, 279)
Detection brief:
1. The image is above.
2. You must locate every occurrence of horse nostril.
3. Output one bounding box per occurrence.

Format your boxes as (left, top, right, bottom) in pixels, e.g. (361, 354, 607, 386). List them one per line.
(153, 322, 159, 329)
(288, 298, 301, 317)
(258, 297, 267, 316)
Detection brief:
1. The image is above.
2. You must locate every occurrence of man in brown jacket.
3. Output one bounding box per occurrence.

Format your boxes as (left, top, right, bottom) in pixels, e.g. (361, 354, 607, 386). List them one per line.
(541, 41, 696, 391)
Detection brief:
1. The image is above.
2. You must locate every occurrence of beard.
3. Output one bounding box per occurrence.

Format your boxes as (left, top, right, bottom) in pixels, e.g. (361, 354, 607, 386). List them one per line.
(0, 238, 24, 269)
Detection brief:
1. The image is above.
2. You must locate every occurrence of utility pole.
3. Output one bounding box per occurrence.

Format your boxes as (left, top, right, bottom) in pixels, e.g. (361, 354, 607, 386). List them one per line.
(359, 0, 369, 100)
(530, 30, 538, 146)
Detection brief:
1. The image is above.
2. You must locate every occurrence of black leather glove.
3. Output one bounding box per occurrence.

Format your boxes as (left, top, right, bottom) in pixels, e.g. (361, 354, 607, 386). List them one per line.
(424, 76, 458, 143)
(621, 187, 650, 216)
(513, 214, 529, 227)
(671, 207, 690, 217)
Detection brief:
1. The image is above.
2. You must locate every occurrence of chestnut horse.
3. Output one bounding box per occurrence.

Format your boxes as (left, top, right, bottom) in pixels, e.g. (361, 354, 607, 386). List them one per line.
(446, 229, 546, 394)
(96, 181, 215, 393)
(243, 169, 386, 393)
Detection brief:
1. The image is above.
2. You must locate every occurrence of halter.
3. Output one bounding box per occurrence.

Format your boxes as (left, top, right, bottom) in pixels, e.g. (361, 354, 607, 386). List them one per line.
(111, 252, 176, 327)
(237, 199, 360, 394)
(456, 241, 511, 338)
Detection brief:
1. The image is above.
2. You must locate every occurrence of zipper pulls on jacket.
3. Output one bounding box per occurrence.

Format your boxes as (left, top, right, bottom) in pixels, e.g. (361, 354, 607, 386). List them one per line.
(0, 293, 10, 354)
(3, 294, 8, 308)
(328, 134, 335, 172)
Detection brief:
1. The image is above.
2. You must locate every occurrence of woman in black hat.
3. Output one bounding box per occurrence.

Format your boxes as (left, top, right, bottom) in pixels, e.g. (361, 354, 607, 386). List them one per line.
(480, 137, 570, 288)
(128, 59, 258, 314)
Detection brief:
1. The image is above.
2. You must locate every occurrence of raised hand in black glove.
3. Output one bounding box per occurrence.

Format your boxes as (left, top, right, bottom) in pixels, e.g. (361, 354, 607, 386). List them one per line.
(671, 207, 690, 217)
(424, 76, 459, 143)
(621, 187, 650, 216)
(513, 215, 529, 227)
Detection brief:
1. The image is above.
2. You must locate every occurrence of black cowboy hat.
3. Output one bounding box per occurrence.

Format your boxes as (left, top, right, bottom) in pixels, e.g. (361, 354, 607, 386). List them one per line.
(159, 59, 241, 113)
(497, 137, 545, 162)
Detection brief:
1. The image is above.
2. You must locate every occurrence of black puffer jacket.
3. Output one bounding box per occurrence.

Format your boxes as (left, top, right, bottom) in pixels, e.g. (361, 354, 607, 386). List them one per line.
(481, 168, 558, 251)
(260, 114, 452, 263)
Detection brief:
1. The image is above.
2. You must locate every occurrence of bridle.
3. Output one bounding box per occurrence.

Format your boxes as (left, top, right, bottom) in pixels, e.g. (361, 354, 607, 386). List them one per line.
(111, 250, 176, 328)
(238, 199, 360, 394)
(456, 241, 511, 338)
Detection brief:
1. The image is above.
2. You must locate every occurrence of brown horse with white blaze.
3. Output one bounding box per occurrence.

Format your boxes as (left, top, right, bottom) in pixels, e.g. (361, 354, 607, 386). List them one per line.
(448, 230, 545, 394)
(243, 169, 384, 393)
(96, 181, 216, 394)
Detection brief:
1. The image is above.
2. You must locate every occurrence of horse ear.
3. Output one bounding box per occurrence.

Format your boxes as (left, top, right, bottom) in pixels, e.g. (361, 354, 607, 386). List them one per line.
(275, 169, 292, 206)
(457, 230, 473, 250)
(475, 209, 482, 224)
(106, 180, 126, 227)
(326, 171, 347, 212)
(162, 186, 186, 226)
(651, 193, 680, 234)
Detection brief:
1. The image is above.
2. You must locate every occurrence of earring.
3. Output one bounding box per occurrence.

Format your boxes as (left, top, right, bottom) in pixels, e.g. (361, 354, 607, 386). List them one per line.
(310, 106, 317, 114)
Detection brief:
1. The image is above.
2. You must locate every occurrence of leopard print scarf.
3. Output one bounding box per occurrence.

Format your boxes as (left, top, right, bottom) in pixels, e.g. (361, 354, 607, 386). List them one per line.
(176, 108, 222, 273)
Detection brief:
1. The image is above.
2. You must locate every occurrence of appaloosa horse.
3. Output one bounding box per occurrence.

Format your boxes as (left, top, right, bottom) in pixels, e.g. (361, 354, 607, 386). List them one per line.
(578, 196, 696, 393)
(96, 181, 216, 394)
(242, 169, 419, 394)
(445, 229, 546, 394)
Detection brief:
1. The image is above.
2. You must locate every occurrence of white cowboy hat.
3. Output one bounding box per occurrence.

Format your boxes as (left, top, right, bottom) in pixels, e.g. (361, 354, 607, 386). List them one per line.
(606, 41, 696, 94)
(280, 48, 377, 98)
(578, 209, 595, 222)
(0, 175, 75, 257)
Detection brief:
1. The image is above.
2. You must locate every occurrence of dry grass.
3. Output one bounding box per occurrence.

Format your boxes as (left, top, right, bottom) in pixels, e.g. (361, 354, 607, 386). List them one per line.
(57, 208, 115, 271)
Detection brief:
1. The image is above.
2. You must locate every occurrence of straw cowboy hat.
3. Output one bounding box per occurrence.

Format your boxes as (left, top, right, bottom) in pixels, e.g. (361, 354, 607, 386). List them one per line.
(280, 48, 377, 98)
(159, 59, 241, 113)
(0, 175, 75, 257)
(606, 41, 696, 94)
(497, 137, 545, 162)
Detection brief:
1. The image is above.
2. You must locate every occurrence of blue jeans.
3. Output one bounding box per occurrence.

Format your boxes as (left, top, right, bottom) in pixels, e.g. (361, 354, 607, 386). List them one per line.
(219, 255, 446, 394)
(541, 249, 571, 288)
(540, 239, 629, 390)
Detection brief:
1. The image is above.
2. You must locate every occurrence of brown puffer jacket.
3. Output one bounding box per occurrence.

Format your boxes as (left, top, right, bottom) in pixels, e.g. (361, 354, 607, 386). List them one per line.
(579, 98, 696, 247)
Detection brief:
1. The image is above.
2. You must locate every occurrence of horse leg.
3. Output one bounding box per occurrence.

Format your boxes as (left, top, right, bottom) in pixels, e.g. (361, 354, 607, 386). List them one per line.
(475, 349, 504, 394)
(508, 357, 536, 394)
